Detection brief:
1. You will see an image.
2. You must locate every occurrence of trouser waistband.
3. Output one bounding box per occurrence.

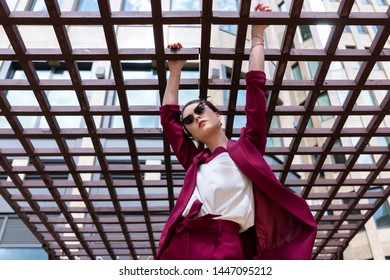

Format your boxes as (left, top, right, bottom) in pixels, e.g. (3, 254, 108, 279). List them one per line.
(176, 199, 240, 235)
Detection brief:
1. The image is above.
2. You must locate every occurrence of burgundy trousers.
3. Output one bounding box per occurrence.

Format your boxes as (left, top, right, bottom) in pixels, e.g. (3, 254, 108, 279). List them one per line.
(158, 200, 245, 260)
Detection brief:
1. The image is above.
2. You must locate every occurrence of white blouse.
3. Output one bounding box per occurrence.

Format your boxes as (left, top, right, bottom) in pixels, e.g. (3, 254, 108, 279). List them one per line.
(183, 151, 254, 232)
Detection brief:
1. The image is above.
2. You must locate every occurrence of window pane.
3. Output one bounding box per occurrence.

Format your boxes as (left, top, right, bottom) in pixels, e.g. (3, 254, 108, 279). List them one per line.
(17, 116, 38, 128)
(123, 68, 154, 79)
(233, 116, 246, 129)
(8, 69, 26, 79)
(368, 188, 390, 228)
(292, 63, 302, 80)
(171, 0, 200, 10)
(6, 91, 38, 106)
(330, 61, 344, 71)
(337, 90, 348, 105)
(306, 117, 313, 128)
(356, 26, 369, 34)
(77, 0, 99, 11)
(345, 46, 362, 69)
(344, 26, 352, 33)
(216, 0, 237, 10)
(217, 0, 238, 34)
(53, 69, 70, 79)
(110, 116, 124, 128)
(317, 91, 333, 121)
(278, 1, 287, 11)
(219, 24, 238, 34)
(47, 91, 80, 106)
(0, 116, 11, 128)
(236, 90, 246, 106)
(123, 0, 150, 11)
(351, 137, 373, 163)
(36, 69, 51, 79)
(180, 69, 199, 79)
(131, 116, 159, 128)
(308, 61, 319, 78)
(0, 248, 48, 260)
(29, 0, 62, 11)
(343, 198, 362, 225)
(376, 137, 389, 146)
(178, 90, 199, 105)
(29, 0, 46, 11)
(332, 138, 346, 164)
(177, 70, 200, 105)
(299, 25, 312, 42)
(373, 61, 382, 70)
(317, 93, 331, 105)
(358, 90, 377, 106)
(127, 90, 159, 106)
(6, 0, 18, 11)
(376, 0, 387, 5)
(55, 116, 84, 128)
(268, 116, 282, 148)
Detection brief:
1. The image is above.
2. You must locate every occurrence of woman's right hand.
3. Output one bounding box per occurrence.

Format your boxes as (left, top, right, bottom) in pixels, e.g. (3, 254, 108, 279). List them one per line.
(167, 42, 187, 72)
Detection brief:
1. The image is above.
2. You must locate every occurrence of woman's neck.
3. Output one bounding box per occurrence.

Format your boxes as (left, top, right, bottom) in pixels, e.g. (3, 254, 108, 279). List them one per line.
(204, 132, 229, 153)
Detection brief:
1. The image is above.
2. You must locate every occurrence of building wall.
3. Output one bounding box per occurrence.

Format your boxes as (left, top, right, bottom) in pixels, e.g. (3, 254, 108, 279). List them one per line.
(269, 0, 390, 260)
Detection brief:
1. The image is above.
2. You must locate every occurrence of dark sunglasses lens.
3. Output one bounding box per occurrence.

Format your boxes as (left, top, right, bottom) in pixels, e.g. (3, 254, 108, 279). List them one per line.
(182, 115, 194, 125)
(182, 102, 205, 125)
(194, 102, 205, 115)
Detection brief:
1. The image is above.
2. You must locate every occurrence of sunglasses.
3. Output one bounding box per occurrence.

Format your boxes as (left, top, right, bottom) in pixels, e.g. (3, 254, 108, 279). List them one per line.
(181, 101, 206, 125)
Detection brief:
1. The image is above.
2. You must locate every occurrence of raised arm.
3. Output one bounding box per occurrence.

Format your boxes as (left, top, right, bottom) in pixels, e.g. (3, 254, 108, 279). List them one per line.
(243, 3, 272, 155)
(160, 43, 198, 170)
(162, 42, 187, 106)
(249, 3, 271, 72)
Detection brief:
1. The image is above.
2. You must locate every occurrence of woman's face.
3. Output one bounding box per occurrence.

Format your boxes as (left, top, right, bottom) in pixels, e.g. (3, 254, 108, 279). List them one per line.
(182, 101, 222, 142)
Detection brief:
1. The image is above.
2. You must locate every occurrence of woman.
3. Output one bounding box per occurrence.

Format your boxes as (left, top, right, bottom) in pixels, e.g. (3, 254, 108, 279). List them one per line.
(157, 3, 317, 260)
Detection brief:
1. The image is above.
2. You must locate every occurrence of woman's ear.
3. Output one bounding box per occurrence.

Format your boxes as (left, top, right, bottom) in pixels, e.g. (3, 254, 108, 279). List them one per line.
(216, 112, 223, 126)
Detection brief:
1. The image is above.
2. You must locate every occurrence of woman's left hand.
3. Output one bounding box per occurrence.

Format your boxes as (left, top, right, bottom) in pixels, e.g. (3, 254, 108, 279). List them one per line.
(252, 3, 273, 37)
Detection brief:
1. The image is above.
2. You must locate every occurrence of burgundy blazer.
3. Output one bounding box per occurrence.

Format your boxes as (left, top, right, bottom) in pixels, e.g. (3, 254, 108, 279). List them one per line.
(157, 71, 317, 259)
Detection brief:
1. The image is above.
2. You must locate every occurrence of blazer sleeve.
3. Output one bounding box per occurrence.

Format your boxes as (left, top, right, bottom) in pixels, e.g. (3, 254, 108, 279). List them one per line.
(242, 70, 267, 155)
(160, 104, 198, 170)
